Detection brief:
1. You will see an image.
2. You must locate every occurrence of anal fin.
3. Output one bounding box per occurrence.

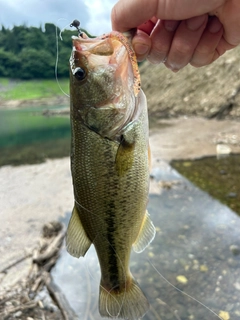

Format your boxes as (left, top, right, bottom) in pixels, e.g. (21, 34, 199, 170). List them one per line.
(133, 210, 156, 253)
(66, 205, 92, 258)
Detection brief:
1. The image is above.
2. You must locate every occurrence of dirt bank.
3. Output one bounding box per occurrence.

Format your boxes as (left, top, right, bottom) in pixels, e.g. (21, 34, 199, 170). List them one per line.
(141, 46, 240, 120)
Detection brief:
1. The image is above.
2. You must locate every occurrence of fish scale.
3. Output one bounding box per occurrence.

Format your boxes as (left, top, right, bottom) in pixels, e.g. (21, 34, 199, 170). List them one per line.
(66, 30, 155, 320)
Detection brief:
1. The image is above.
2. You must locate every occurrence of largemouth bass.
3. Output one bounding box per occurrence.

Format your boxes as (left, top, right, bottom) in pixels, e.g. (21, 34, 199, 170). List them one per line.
(66, 29, 156, 320)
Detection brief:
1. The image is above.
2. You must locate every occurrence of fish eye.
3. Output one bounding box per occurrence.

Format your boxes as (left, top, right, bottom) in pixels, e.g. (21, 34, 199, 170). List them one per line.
(73, 67, 86, 81)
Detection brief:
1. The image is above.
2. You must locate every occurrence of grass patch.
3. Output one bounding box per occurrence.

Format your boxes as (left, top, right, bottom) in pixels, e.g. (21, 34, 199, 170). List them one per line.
(0, 78, 69, 100)
(0, 78, 10, 86)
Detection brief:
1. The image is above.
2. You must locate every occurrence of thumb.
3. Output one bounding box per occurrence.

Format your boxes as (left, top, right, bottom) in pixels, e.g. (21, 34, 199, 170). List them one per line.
(111, 0, 225, 31)
(213, 2, 240, 46)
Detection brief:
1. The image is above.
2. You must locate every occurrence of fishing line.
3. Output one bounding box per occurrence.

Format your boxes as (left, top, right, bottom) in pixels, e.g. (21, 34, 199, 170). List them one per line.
(74, 199, 99, 216)
(74, 204, 221, 320)
(58, 21, 70, 41)
(156, 298, 182, 320)
(88, 233, 127, 318)
(84, 254, 122, 318)
(148, 259, 224, 320)
(82, 259, 91, 320)
(55, 19, 70, 98)
(80, 254, 100, 319)
(104, 242, 128, 318)
(74, 198, 127, 317)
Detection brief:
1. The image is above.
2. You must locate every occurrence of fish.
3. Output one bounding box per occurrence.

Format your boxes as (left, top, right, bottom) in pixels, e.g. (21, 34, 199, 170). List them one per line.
(66, 29, 156, 320)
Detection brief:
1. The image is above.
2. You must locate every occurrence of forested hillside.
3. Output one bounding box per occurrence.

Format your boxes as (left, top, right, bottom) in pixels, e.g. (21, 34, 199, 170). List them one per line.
(0, 24, 89, 79)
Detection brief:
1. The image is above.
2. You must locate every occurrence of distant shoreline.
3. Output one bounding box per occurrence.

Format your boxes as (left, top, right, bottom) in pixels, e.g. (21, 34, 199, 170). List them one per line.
(0, 95, 69, 110)
(0, 78, 69, 110)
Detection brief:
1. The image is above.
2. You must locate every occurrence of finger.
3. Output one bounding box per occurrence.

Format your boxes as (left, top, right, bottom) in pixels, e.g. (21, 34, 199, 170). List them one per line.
(111, 0, 157, 31)
(216, 37, 236, 56)
(165, 14, 208, 71)
(147, 20, 180, 64)
(190, 16, 223, 67)
(212, 0, 240, 47)
(137, 20, 156, 35)
(111, 0, 224, 31)
(132, 30, 152, 62)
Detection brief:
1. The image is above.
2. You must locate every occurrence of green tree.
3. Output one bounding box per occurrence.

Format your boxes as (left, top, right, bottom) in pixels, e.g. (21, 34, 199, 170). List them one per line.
(23, 27, 46, 50)
(0, 23, 82, 79)
(56, 46, 71, 77)
(0, 49, 20, 77)
(19, 48, 55, 79)
(44, 23, 59, 56)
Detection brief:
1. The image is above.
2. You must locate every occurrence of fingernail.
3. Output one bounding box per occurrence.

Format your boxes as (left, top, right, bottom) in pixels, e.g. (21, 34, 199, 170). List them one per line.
(208, 18, 222, 33)
(165, 62, 180, 72)
(133, 43, 149, 55)
(169, 68, 179, 73)
(167, 66, 179, 73)
(186, 15, 206, 31)
(164, 20, 179, 32)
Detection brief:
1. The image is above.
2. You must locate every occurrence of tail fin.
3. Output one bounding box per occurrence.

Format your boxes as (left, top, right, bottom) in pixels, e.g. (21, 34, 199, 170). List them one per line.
(99, 277, 149, 319)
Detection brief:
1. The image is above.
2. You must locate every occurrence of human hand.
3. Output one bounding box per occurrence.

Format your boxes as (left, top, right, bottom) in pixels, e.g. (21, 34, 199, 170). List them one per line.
(111, 0, 240, 71)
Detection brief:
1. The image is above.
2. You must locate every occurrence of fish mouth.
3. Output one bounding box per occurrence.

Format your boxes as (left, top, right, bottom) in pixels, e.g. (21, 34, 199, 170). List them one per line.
(72, 35, 114, 56)
(71, 29, 136, 55)
(70, 33, 128, 74)
(70, 30, 140, 98)
(70, 30, 137, 73)
(69, 31, 136, 101)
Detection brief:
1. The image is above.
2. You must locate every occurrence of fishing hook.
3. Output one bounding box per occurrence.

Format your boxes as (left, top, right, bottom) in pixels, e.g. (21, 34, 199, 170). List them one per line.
(70, 19, 83, 37)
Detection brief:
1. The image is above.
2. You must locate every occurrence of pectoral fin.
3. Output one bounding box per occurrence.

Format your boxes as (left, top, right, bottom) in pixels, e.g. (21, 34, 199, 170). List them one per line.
(133, 210, 156, 253)
(115, 139, 135, 176)
(66, 205, 92, 258)
(115, 121, 138, 176)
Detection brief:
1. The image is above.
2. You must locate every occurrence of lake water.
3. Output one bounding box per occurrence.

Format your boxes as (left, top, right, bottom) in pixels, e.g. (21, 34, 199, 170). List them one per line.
(0, 106, 70, 166)
(172, 155, 240, 216)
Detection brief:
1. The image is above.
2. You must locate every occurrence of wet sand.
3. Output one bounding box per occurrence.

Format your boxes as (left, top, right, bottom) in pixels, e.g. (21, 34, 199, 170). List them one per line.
(0, 159, 73, 285)
(149, 117, 240, 165)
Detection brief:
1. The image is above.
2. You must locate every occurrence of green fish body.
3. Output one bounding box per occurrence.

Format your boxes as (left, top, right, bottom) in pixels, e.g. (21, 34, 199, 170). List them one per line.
(66, 31, 155, 320)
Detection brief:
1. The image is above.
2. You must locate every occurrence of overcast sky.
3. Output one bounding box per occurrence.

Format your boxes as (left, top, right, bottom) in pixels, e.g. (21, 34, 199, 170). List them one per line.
(0, 0, 118, 35)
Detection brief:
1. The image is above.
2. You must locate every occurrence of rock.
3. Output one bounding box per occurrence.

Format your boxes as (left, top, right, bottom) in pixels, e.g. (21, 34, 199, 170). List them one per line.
(227, 258, 239, 268)
(176, 275, 188, 284)
(200, 264, 208, 272)
(13, 311, 22, 318)
(218, 310, 230, 320)
(216, 144, 231, 155)
(230, 244, 240, 256)
(227, 192, 237, 198)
